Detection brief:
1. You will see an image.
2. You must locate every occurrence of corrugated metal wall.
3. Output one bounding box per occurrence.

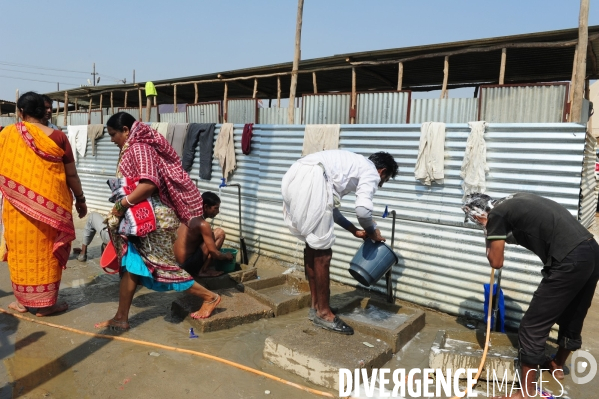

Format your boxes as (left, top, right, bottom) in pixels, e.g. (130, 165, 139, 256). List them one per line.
(356, 92, 410, 124)
(303, 94, 350, 124)
(258, 108, 302, 124)
(69, 112, 88, 125)
(117, 107, 158, 122)
(227, 99, 257, 124)
(159, 112, 187, 123)
(80, 123, 588, 327)
(579, 132, 597, 228)
(0, 116, 16, 126)
(187, 103, 220, 123)
(410, 98, 478, 124)
(479, 84, 568, 123)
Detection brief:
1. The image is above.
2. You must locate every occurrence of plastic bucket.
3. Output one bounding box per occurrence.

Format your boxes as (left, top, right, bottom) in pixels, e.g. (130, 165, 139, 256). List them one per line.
(215, 248, 238, 273)
(349, 240, 398, 287)
(100, 241, 120, 274)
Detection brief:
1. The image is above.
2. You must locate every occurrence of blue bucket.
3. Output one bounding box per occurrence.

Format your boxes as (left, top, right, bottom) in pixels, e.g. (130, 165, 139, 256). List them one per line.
(349, 240, 398, 287)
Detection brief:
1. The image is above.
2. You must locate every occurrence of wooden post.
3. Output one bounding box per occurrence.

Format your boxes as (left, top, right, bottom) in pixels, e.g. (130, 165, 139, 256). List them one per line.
(138, 89, 142, 119)
(99, 93, 103, 115)
(312, 72, 318, 94)
(194, 82, 198, 104)
(124, 91, 128, 108)
(110, 92, 114, 114)
(569, 46, 579, 104)
(88, 96, 93, 124)
(277, 77, 281, 108)
(223, 82, 228, 123)
(253, 79, 258, 99)
(75, 97, 78, 111)
(288, 0, 304, 123)
(397, 62, 403, 91)
(63, 91, 68, 126)
(499, 48, 507, 85)
(173, 85, 177, 113)
(350, 67, 357, 124)
(440, 56, 449, 99)
(570, 0, 590, 122)
(146, 97, 152, 122)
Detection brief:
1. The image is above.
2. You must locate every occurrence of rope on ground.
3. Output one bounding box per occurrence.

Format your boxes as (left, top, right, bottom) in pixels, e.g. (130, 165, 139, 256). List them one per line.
(0, 307, 335, 398)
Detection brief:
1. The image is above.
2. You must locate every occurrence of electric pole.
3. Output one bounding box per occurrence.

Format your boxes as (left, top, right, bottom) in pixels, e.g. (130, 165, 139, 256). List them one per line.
(91, 62, 98, 86)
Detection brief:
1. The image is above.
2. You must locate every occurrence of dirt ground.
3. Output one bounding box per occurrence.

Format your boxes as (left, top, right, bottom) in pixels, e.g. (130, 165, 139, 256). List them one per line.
(0, 216, 598, 398)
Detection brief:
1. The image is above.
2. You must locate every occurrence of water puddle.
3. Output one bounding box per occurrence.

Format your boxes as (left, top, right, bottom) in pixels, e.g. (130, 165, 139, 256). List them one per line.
(258, 285, 304, 304)
(338, 304, 409, 329)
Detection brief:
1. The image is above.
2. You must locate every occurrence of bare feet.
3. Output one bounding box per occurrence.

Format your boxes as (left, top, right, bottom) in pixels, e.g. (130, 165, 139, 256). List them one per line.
(542, 357, 565, 380)
(36, 302, 68, 317)
(197, 269, 224, 278)
(191, 295, 221, 319)
(94, 318, 130, 331)
(8, 302, 28, 313)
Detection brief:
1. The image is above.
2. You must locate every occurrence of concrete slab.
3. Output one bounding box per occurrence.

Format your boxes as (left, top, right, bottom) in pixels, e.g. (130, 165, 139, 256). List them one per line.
(429, 329, 519, 382)
(263, 320, 392, 390)
(195, 263, 257, 290)
(336, 297, 425, 353)
(170, 288, 273, 332)
(239, 273, 311, 316)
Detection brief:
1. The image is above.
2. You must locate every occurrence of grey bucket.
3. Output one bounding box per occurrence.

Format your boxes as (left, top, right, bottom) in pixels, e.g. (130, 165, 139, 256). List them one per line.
(349, 240, 398, 287)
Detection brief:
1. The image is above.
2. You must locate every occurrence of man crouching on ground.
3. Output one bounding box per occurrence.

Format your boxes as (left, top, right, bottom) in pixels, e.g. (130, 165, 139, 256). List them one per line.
(174, 192, 233, 278)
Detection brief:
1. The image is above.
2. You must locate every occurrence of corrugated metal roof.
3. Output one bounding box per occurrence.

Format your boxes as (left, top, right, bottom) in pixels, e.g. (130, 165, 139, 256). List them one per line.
(78, 122, 588, 328)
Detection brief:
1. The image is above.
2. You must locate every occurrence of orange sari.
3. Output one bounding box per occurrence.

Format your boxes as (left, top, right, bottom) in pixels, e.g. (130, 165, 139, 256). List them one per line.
(0, 122, 75, 307)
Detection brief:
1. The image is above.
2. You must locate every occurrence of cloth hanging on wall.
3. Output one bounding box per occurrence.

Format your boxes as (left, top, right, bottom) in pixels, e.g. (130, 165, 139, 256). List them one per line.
(182, 123, 216, 180)
(242, 123, 254, 155)
(460, 121, 488, 197)
(301, 124, 340, 156)
(170, 123, 189, 157)
(66, 125, 88, 162)
(414, 122, 446, 185)
(214, 123, 236, 179)
(87, 124, 104, 156)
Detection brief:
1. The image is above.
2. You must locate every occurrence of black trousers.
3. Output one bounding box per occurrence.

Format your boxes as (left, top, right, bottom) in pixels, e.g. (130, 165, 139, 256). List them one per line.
(519, 238, 599, 365)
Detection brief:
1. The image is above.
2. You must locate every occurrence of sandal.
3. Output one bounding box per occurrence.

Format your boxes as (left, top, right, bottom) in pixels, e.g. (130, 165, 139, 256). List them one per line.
(313, 315, 354, 335)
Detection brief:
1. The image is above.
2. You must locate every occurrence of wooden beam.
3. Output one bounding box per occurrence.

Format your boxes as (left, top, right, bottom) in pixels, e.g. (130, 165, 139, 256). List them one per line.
(88, 96, 93, 124)
(75, 97, 78, 111)
(138, 89, 142, 119)
(499, 48, 507, 85)
(288, 0, 304, 124)
(174, 85, 177, 113)
(351, 67, 357, 124)
(277, 76, 281, 108)
(223, 82, 228, 122)
(569, 46, 578, 107)
(99, 94, 103, 113)
(194, 82, 198, 104)
(569, 0, 589, 123)
(397, 62, 403, 91)
(218, 74, 271, 97)
(252, 78, 258, 99)
(440, 56, 449, 99)
(146, 97, 152, 122)
(110, 92, 114, 114)
(312, 72, 317, 94)
(124, 91, 128, 108)
(63, 91, 68, 126)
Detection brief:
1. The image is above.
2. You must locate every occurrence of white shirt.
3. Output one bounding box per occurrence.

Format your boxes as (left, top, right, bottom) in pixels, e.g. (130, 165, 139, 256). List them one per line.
(301, 150, 380, 210)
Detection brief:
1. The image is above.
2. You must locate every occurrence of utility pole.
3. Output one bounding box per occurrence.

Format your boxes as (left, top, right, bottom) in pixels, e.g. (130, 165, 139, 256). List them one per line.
(288, 0, 304, 124)
(133, 70, 136, 84)
(570, 0, 589, 122)
(57, 82, 59, 91)
(91, 62, 98, 87)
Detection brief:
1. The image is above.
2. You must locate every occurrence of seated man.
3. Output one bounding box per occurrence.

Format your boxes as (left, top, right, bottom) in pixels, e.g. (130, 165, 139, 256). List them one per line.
(173, 192, 232, 277)
(75, 211, 110, 262)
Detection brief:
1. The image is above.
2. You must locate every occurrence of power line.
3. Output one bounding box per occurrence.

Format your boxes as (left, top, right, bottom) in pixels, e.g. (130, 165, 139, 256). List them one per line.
(0, 60, 89, 74)
(0, 74, 81, 86)
(0, 67, 86, 80)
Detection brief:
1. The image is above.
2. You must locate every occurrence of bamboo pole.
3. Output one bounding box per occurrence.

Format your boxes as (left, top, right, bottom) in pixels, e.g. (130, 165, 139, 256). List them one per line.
(146, 97, 152, 122)
(312, 72, 317, 94)
(397, 62, 403, 91)
(569, 46, 579, 108)
(499, 48, 507, 85)
(223, 82, 228, 123)
(138, 89, 142, 119)
(277, 77, 281, 108)
(88, 96, 93, 124)
(570, 0, 589, 123)
(64, 91, 68, 126)
(440, 56, 449, 99)
(194, 82, 198, 104)
(173, 85, 177, 113)
(99, 94, 103, 114)
(253, 79, 258, 99)
(110, 92, 114, 114)
(124, 91, 128, 108)
(75, 97, 78, 111)
(288, 0, 304, 123)
(350, 67, 357, 124)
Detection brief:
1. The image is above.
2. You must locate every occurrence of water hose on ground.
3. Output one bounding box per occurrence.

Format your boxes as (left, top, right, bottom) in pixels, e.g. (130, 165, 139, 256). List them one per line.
(0, 308, 335, 398)
(449, 268, 496, 399)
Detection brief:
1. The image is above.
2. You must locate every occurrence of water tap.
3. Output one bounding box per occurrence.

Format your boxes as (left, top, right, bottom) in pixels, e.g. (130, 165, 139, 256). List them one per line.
(382, 205, 389, 218)
(219, 178, 227, 188)
(189, 327, 198, 338)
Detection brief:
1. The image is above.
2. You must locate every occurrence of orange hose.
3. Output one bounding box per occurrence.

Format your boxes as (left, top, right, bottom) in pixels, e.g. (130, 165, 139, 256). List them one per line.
(0, 308, 335, 398)
(449, 268, 496, 399)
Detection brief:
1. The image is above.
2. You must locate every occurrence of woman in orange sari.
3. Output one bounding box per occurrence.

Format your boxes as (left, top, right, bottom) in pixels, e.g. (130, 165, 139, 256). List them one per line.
(0, 92, 87, 316)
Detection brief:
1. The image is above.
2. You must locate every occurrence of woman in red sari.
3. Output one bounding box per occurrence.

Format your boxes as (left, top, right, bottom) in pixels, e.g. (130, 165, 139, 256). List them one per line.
(0, 92, 87, 316)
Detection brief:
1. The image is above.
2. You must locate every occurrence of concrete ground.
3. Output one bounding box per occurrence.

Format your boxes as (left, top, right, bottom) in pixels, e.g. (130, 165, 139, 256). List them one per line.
(0, 216, 598, 398)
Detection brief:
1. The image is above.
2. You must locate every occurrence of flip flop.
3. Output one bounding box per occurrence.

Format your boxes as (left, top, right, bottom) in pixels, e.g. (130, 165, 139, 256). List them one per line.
(308, 306, 338, 321)
(313, 315, 354, 335)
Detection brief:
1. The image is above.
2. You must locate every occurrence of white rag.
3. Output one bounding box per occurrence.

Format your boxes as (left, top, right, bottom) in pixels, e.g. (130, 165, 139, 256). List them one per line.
(214, 123, 236, 179)
(460, 121, 489, 198)
(302, 124, 340, 156)
(281, 158, 335, 250)
(414, 122, 446, 185)
(66, 125, 88, 162)
(155, 122, 169, 138)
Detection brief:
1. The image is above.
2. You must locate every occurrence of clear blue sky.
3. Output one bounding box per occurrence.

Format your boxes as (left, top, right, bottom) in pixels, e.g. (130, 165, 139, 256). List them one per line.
(0, 0, 596, 102)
